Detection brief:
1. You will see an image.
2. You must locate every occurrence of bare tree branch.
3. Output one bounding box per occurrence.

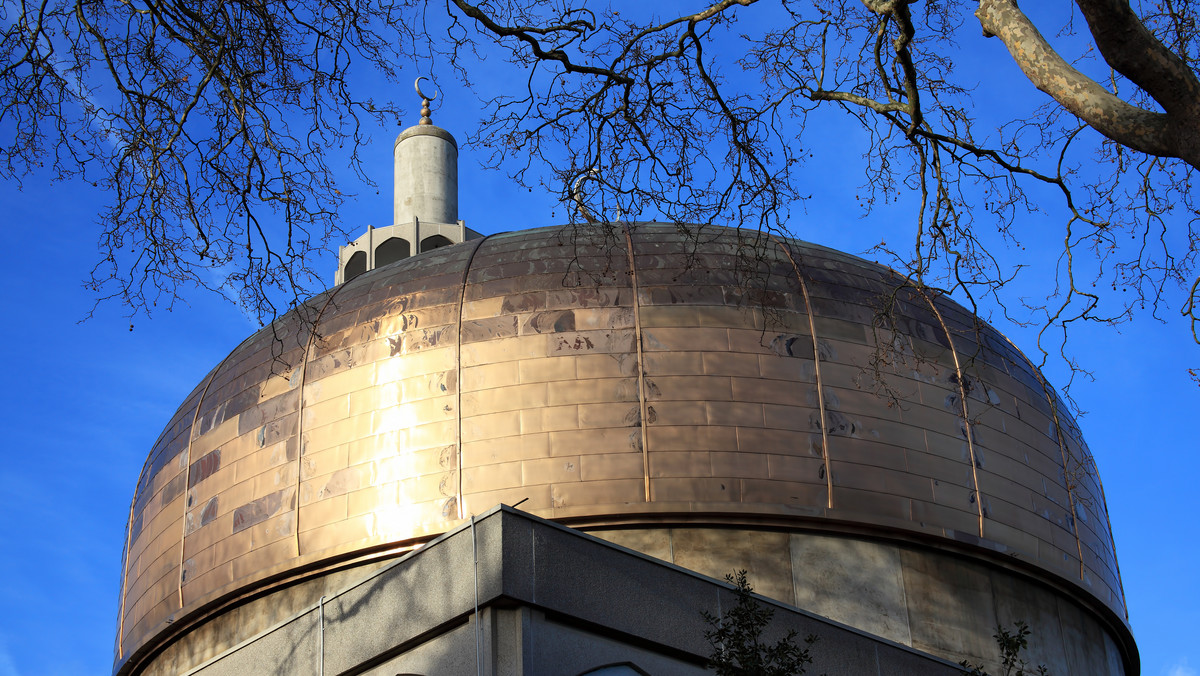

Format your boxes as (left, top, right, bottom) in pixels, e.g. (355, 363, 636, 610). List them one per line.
(2, 0, 1198, 387)
(976, 0, 1192, 165)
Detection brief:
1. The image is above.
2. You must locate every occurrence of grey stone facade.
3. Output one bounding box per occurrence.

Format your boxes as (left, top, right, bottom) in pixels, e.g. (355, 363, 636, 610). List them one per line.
(172, 506, 966, 676)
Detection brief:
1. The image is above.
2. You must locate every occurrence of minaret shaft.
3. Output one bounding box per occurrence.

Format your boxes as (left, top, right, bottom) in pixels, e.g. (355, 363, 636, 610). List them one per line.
(394, 125, 458, 226)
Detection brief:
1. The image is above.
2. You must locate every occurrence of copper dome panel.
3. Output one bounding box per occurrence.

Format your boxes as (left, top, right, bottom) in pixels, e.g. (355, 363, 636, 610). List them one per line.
(115, 224, 1125, 667)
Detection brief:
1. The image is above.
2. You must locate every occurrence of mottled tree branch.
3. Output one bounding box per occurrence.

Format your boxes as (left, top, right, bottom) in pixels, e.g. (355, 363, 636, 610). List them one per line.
(976, 0, 1197, 167)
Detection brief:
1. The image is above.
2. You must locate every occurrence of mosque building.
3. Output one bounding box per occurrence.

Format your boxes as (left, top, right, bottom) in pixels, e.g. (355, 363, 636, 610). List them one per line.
(113, 87, 1138, 676)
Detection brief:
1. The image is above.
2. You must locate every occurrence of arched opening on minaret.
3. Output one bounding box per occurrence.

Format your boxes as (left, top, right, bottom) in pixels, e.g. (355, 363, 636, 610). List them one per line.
(344, 250, 367, 282)
(375, 237, 411, 267)
(420, 234, 453, 253)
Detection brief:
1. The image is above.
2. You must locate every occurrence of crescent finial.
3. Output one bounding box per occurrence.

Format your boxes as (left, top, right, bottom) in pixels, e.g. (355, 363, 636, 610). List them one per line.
(420, 76, 444, 102)
(415, 77, 439, 125)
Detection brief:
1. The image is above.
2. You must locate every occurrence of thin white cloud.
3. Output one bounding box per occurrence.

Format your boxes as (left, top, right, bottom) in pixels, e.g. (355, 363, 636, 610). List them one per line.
(1169, 659, 1198, 676)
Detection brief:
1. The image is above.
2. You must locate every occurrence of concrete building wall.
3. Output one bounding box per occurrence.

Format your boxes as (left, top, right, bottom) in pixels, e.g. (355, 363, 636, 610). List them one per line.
(593, 527, 1127, 674)
(139, 509, 972, 676)
(127, 516, 1128, 676)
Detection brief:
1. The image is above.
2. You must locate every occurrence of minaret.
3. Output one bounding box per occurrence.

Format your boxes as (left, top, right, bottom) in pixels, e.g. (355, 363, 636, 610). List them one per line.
(335, 78, 481, 285)
(393, 79, 458, 225)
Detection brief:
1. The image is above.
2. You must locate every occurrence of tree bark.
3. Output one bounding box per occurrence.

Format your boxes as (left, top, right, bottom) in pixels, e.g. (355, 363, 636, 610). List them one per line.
(1073, 0, 1200, 165)
(976, 0, 1200, 169)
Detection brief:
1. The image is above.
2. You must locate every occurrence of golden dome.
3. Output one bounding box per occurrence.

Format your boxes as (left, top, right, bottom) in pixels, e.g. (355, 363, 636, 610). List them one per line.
(116, 223, 1129, 672)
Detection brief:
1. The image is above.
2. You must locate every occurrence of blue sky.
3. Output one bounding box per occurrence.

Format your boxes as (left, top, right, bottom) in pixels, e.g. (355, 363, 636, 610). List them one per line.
(1, 3, 1198, 675)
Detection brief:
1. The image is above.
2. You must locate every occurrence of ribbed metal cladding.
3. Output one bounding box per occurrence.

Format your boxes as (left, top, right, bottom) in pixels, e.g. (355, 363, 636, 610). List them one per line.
(115, 223, 1127, 671)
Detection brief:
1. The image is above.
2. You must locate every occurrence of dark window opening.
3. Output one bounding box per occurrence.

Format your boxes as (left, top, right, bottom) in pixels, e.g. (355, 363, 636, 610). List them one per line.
(375, 237, 411, 267)
(420, 234, 454, 253)
(344, 250, 367, 283)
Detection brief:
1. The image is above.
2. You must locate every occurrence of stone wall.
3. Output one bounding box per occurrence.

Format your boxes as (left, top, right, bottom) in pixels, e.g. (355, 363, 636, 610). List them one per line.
(593, 526, 1129, 675)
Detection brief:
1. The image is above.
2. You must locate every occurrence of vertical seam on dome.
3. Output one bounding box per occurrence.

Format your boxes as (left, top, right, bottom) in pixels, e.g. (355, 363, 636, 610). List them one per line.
(116, 497, 134, 657)
(294, 290, 347, 557)
(455, 236, 489, 520)
(998, 332, 1124, 616)
(621, 223, 652, 502)
(1037, 376, 1088, 582)
(770, 236, 833, 510)
(116, 460, 149, 658)
(177, 358, 235, 612)
(919, 291, 985, 538)
(995, 330, 1118, 612)
(1091, 456, 1129, 617)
